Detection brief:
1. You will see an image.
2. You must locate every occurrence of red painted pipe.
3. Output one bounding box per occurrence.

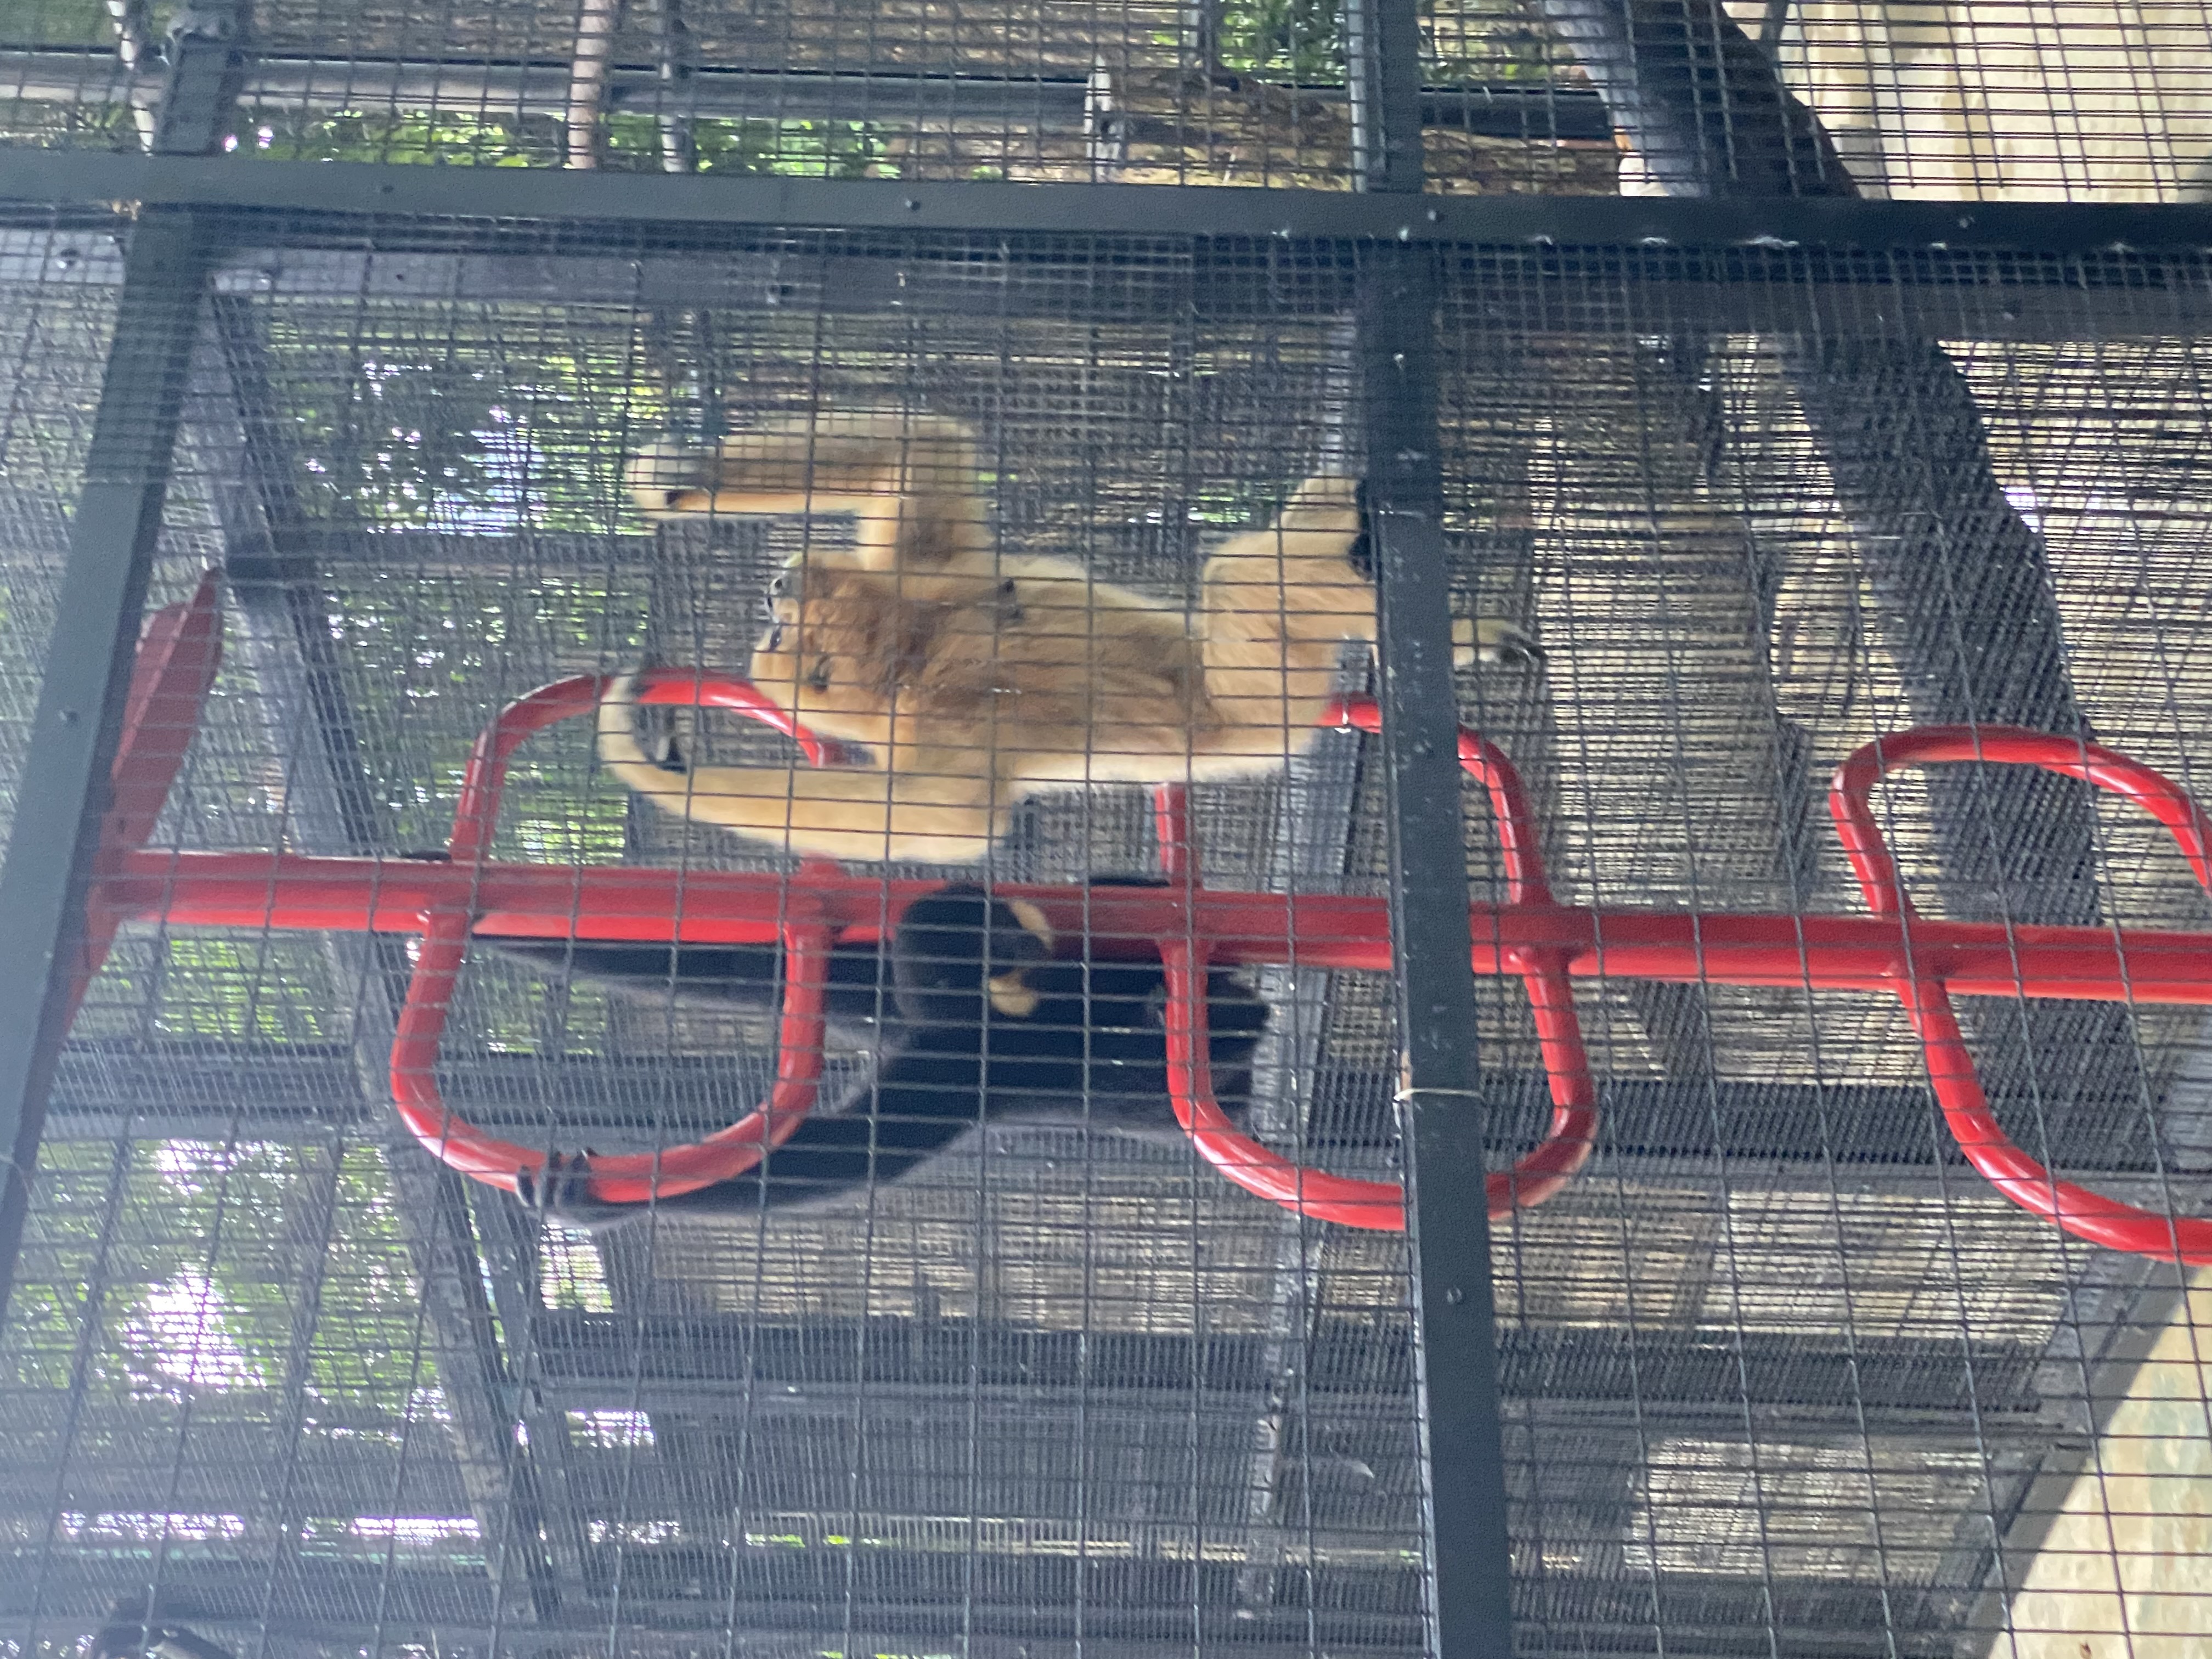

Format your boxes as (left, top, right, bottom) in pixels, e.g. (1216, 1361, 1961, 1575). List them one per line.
(390, 671, 845, 1201)
(99, 854, 2212, 1005)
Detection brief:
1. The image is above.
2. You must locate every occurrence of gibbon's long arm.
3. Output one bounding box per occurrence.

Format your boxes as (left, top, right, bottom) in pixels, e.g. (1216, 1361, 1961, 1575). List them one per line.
(1197, 477, 1544, 753)
(513, 883, 1269, 1232)
(626, 414, 991, 570)
(486, 892, 1057, 1034)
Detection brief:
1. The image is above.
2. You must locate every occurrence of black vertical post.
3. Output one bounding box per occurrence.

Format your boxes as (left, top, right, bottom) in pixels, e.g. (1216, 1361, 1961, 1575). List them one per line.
(1345, 0, 1518, 1655)
(0, 211, 211, 1322)
(1344, 0, 1425, 194)
(0, 0, 242, 1330)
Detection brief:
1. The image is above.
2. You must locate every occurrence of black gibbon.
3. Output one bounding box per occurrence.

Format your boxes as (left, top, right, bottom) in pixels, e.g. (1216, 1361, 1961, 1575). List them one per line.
(503, 882, 1270, 1231)
(91, 1601, 234, 1659)
(599, 413, 1542, 861)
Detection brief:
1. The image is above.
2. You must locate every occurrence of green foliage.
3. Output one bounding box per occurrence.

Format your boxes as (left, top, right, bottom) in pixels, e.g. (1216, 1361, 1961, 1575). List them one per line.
(4, 0, 134, 47)
(1218, 0, 1346, 81)
(272, 323, 514, 527)
(0, 1139, 435, 1434)
(149, 936, 335, 1042)
(253, 108, 562, 167)
(1191, 0, 1564, 86)
(242, 105, 883, 178)
(0, 94, 142, 150)
(612, 113, 885, 179)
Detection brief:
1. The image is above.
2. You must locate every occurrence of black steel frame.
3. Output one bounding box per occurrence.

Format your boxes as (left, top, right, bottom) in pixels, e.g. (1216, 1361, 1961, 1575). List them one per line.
(8, 148, 2212, 248)
(4, 3, 2211, 1657)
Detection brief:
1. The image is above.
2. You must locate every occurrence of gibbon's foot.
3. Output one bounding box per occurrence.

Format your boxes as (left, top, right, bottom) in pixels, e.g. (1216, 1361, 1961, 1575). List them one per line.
(516, 1150, 645, 1237)
(626, 438, 716, 517)
(1347, 485, 1544, 673)
(637, 701, 687, 772)
(1453, 616, 1546, 671)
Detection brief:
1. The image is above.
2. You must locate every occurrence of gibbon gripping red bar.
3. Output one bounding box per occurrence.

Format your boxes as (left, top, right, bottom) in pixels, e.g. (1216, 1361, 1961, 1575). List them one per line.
(72, 586, 2212, 1258)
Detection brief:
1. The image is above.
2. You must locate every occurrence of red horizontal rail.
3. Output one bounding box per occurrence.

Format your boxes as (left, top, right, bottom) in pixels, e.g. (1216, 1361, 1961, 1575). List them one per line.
(97, 851, 2212, 1006)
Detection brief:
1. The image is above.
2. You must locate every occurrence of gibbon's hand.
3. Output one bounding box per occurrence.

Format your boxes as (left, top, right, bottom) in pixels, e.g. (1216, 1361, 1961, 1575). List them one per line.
(890, 883, 1056, 1024)
(1454, 616, 1546, 671)
(1345, 482, 1545, 673)
(515, 1149, 647, 1237)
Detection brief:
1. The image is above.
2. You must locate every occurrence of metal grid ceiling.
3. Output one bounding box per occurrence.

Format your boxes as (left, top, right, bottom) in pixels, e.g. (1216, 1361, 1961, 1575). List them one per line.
(1, 216, 2208, 1658)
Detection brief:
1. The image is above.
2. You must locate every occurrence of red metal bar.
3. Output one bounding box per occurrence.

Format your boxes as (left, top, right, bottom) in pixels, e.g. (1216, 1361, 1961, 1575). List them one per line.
(66, 570, 224, 1029)
(1154, 782, 1194, 885)
(385, 670, 840, 1200)
(99, 854, 2212, 1005)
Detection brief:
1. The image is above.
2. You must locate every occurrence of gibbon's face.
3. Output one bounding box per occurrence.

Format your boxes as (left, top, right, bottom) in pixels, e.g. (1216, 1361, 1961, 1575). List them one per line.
(752, 562, 1013, 738)
(749, 567, 887, 732)
(749, 560, 1012, 737)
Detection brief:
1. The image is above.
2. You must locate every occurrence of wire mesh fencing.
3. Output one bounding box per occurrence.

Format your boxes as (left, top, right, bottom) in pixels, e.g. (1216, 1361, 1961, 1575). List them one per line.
(5, 1, 2209, 198)
(0, 212, 2207, 1659)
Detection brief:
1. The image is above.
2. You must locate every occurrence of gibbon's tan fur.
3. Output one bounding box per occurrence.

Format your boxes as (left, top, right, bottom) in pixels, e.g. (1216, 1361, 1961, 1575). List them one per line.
(603, 414, 1539, 862)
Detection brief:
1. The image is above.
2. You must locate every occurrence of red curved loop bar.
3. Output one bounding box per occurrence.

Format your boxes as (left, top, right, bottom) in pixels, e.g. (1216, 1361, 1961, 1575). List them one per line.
(1832, 725, 2212, 1265)
(1155, 697, 1599, 1232)
(396, 671, 840, 1202)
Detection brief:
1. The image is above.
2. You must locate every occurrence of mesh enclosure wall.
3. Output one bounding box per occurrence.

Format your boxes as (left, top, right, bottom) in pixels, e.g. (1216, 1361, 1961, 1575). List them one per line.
(1, 206, 2209, 1659)
(5, 2, 2211, 199)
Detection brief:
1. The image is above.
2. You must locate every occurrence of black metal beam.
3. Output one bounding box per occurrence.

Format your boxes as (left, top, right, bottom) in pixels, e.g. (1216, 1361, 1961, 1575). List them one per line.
(202, 241, 2212, 338)
(4, 149, 2211, 250)
(0, 1587, 1948, 1659)
(15, 227, 2212, 346)
(0, 210, 208, 1324)
(0, 1609, 1437, 1659)
(0, 47, 1616, 141)
(147, 0, 252, 156)
(1363, 246, 1517, 1659)
(47, 1037, 2197, 1173)
(1348, 4, 1515, 1653)
(0, 0, 246, 1328)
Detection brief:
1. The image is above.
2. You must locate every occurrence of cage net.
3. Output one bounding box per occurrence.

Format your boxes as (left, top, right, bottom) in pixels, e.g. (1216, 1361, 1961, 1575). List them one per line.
(4, 1, 2211, 199)
(0, 202, 2209, 1659)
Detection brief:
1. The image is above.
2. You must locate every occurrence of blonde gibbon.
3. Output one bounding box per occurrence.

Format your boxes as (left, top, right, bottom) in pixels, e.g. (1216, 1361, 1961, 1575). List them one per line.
(601, 414, 1541, 862)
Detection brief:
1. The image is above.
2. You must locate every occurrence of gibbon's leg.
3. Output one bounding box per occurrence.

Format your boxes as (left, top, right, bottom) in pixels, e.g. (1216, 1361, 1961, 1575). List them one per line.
(597, 677, 1001, 861)
(514, 885, 1276, 1231)
(1199, 477, 1544, 754)
(1198, 475, 1378, 751)
(626, 414, 988, 570)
